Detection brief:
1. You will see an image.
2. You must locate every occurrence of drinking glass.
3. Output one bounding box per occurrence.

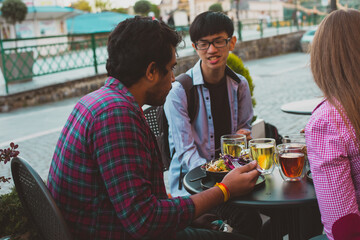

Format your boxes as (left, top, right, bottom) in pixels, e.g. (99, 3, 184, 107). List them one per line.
(249, 138, 276, 175)
(277, 143, 306, 181)
(221, 134, 247, 157)
(282, 134, 309, 170)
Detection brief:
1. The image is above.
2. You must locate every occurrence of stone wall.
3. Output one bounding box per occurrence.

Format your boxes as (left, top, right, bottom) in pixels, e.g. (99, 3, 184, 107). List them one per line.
(0, 31, 305, 113)
(0, 75, 107, 112)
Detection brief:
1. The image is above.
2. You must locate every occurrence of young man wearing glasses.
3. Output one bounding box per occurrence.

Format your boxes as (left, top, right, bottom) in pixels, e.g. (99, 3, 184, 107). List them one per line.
(164, 11, 260, 238)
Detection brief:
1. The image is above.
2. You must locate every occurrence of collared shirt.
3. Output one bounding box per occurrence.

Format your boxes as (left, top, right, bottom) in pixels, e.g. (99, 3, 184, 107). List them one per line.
(47, 77, 194, 240)
(305, 99, 360, 240)
(164, 60, 253, 196)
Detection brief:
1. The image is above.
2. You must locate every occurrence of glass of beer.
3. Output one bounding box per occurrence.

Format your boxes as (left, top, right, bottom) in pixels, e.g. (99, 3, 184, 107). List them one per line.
(221, 134, 247, 157)
(249, 138, 276, 175)
(277, 143, 306, 181)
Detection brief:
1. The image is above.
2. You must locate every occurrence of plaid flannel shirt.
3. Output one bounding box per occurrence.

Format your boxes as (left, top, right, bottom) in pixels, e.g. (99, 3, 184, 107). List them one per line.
(47, 77, 195, 239)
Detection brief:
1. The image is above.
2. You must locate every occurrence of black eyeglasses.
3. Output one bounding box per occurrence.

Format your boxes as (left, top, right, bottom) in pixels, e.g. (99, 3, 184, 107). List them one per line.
(195, 38, 231, 50)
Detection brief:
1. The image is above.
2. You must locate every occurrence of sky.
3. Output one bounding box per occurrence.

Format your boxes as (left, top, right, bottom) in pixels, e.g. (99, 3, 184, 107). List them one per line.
(113, 0, 162, 8)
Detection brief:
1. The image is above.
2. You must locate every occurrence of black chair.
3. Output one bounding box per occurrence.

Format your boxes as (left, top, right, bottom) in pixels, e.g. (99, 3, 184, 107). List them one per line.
(11, 157, 73, 240)
(143, 106, 161, 137)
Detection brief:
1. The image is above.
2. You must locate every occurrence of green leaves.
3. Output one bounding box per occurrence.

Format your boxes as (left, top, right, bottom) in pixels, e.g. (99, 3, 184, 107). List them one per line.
(1, 0, 27, 25)
(134, 0, 151, 16)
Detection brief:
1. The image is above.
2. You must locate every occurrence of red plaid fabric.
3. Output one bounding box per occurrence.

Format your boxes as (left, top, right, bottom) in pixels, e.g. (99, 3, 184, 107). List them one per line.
(47, 77, 195, 239)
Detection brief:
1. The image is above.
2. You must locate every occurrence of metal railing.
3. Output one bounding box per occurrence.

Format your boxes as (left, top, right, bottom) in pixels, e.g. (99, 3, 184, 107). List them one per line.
(236, 14, 323, 41)
(0, 32, 109, 94)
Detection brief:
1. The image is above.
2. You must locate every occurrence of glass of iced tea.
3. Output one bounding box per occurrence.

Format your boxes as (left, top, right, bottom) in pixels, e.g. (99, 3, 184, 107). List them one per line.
(282, 134, 309, 170)
(221, 134, 247, 157)
(249, 138, 276, 175)
(277, 143, 306, 181)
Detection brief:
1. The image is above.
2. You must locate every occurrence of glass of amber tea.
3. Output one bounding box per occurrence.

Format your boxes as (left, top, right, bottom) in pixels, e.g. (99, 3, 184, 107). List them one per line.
(282, 134, 309, 171)
(221, 134, 247, 158)
(249, 138, 276, 175)
(277, 143, 306, 181)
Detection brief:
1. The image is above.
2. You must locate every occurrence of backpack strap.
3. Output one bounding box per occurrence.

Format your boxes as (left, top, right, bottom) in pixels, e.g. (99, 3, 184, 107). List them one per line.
(175, 73, 199, 123)
(175, 73, 199, 190)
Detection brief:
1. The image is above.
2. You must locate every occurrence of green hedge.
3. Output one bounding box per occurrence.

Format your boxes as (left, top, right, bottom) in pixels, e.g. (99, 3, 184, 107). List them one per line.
(227, 53, 257, 122)
(0, 187, 40, 239)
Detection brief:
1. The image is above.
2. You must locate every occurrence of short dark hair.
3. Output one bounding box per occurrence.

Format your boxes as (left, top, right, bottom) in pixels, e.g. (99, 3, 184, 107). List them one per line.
(106, 16, 182, 87)
(189, 11, 234, 43)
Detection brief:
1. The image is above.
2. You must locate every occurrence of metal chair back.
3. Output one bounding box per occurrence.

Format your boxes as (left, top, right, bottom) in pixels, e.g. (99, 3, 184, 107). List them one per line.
(11, 157, 73, 240)
(143, 106, 161, 137)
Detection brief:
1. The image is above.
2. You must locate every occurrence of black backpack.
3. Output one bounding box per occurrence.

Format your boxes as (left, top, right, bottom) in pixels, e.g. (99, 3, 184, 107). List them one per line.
(144, 73, 198, 171)
(265, 122, 283, 145)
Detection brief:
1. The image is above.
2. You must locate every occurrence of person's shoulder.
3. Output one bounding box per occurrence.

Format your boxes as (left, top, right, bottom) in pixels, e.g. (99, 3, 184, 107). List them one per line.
(311, 100, 343, 123)
(78, 86, 135, 117)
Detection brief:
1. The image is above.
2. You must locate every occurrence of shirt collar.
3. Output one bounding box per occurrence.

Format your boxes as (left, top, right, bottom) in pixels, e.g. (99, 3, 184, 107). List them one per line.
(188, 59, 241, 85)
(105, 76, 142, 113)
(105, 77, 133, 97)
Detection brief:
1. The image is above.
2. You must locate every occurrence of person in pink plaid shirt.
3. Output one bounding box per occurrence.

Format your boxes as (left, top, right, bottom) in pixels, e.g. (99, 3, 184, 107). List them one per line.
(305, 9, 360, 240)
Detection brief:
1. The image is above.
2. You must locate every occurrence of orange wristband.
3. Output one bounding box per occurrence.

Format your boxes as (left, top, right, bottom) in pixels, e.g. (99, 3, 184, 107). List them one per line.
(219, 183, 230, 199)
(214, 182, 230, 202)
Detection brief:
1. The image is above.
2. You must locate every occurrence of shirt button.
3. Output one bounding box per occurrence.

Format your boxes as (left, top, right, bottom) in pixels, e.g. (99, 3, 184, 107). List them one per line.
(210, 135, 214, 138)
(206, 97, 209, 100)
(209, 116, 212, 119)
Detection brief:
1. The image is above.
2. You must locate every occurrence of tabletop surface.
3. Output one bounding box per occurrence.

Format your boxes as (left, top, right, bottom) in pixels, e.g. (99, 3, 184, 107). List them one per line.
(183, 166, 317, 208)
(280, 98, 324, 115)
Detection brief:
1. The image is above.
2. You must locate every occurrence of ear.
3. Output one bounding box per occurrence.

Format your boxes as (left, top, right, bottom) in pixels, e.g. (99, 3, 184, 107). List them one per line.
(145, 61, 158, 82)
(229, 36, 237, 51)
(192, 42, 197, 51)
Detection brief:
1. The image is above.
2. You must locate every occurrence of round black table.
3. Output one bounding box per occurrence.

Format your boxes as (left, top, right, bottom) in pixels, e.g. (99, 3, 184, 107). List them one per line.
(183, 166, 319, 240)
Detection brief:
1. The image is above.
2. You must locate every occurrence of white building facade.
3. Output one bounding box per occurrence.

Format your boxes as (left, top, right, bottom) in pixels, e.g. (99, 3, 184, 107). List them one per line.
(159, 0, 284, 26)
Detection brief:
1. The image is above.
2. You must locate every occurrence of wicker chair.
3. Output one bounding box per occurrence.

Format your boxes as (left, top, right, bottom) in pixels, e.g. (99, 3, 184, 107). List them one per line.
(11, 157, 73, 240)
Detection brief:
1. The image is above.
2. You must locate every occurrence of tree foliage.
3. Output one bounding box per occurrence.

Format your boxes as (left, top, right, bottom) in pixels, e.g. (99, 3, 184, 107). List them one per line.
(209, 3, 223, 12)
(71, 0, 92, 12)
(95, 0, 111, 12)
(1, 0, 27, 25)
(227, 53, 257, 122)
(134, 0, 151, 16)
(111, 8, 128, 14)
(227, 53, 256, 109)
(150, 4, 160, 18)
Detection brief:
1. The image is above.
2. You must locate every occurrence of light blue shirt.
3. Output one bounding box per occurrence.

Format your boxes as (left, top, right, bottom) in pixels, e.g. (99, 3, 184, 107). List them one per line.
(164, 60, 254, 196)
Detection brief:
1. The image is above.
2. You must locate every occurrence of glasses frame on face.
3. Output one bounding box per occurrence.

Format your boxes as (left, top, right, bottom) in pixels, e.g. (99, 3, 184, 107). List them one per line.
(194, 37, 232, 51)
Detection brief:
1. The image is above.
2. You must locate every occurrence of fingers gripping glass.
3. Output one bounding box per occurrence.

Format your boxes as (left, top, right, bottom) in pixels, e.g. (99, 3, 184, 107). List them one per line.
(195, 38, 231, 50)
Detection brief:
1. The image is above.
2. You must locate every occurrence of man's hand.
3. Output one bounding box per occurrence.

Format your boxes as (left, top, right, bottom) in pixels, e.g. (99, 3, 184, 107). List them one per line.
(221, 161, 260, 198)
(236, 129, 252, 141)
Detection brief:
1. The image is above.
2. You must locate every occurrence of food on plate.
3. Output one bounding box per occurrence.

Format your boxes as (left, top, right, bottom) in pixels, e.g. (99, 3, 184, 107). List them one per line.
(205, 154, 251, 172)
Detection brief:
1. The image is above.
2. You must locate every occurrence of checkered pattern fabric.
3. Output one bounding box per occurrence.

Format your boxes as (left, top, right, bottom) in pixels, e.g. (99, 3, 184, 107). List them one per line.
(47, 77, 194, 239)
(305, 99, 360, 240)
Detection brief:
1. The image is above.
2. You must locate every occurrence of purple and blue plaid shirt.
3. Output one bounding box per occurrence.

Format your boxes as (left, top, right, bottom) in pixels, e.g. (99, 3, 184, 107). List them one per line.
(47, 77, 195, 239)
